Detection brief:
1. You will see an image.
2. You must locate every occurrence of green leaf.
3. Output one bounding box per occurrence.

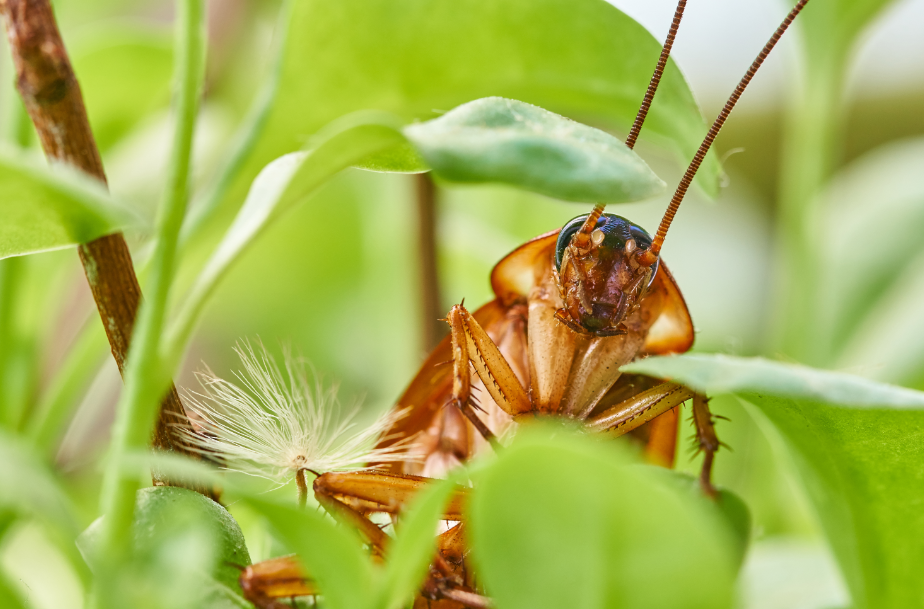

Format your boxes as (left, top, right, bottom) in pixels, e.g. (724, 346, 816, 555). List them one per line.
(404, 98, 665, 203)
(257, 0, 719, 196)
(71, 27, 174, 151)
(165, 112, 407, 365)
(83, 486, 249, 609)
(0, 147, 137, 260)
(353, 140, 428, 174)
(623, 354, 924, 409)
(633, 466, 752, 569)
(624, 353, 924, 609)
(0, 573, 27, 609)
(467, 424, 737, 609)
(377, 476, 458, 609)
(0, 430, 80, 535)
(246, 496, 375, 609)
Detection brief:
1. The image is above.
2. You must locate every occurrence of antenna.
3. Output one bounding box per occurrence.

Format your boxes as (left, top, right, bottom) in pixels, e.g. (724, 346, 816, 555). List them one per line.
(625, 0, 687, 151)
(644, 0, 810, 260)
(575, 0, 688, 246)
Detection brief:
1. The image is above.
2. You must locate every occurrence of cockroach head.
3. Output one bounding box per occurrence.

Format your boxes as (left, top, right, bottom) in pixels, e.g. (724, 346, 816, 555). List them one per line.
(554, 212, 659, 336)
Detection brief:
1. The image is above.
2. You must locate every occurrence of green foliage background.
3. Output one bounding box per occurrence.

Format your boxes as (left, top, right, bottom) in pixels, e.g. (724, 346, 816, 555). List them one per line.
(1, 0, 924, 608)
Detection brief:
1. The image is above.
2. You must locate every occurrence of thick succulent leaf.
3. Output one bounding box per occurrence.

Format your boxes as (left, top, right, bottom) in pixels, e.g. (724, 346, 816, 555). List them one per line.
(404, 98, 665, 203)
(467, 425, 737, 609)
(256, 0, 719, 194)
(78, 487, 251, 609)
(624, 353, 924, 609)
(0, 148, 137, 260)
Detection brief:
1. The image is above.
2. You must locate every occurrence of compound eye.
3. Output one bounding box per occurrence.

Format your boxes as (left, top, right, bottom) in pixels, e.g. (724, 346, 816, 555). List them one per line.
(555, 214, 592, 270)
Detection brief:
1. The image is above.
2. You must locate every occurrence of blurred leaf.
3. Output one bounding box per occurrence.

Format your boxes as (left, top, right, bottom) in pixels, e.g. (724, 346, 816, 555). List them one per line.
(404, 97, 665, 203)
(625, 353, 924, 609)
(0, 573, 26, 609)
(72, 27, 174, 151)
(377, 476, 458, 609)
(0, 147, 137, 259)
(165, 112, 407, 364)
(468, 424, 737, 609)
(252, 0, 719, 201)
(801, 0, 903, 59)
(814, 139, 924, 382)
(246, 496, 375, 609)
(0, 430, 79, 535)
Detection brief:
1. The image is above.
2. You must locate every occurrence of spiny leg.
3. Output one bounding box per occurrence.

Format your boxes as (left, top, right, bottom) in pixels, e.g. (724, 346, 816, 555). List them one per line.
(691, 393, 722, 498)
(446, 303, 531, 445)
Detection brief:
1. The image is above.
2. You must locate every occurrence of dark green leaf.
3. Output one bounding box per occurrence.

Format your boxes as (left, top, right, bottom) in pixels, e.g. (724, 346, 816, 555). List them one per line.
(625, 354, 924, 609)
(404, 98, 665, 203)
(0, 147, 137, 260)
(468, 424, 737, 609)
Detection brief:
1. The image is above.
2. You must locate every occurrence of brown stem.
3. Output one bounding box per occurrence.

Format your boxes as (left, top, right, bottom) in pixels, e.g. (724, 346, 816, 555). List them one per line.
(0, 0, 212, 497)
(415, 173, 446, 352)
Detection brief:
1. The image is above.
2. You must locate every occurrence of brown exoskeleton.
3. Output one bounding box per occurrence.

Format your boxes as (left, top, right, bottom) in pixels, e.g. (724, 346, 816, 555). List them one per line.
(240, 1, 810, 607)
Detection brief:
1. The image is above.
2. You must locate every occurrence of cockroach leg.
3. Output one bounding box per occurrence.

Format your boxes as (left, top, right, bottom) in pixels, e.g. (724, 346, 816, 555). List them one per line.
(644, 405, 680, 468)
(313, 471, 468, 522)
(691, 393, 721, 498)
(239, 555, 318, 609)
(584, 382, 694, 437)
(446, 303, 531, 436)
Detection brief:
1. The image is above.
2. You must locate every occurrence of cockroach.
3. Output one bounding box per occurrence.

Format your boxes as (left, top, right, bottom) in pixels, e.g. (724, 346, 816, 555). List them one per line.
(240, 1, 810, 607)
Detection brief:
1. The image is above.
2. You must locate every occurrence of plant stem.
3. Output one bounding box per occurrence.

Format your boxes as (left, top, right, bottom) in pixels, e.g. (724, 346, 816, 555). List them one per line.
(97, 0, 206, 570)
(0, 0, 208, 484)
(415, 173, 445, 352)
(25, 0, 292, 455)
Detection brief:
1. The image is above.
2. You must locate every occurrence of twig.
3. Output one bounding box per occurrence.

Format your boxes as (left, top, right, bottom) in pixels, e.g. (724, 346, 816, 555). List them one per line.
(415, 173, 446, 352)
(0, 0, 213, 497)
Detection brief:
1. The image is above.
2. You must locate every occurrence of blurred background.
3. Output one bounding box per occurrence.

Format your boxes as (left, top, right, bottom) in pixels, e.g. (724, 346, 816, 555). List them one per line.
(1, 0, 923, 607)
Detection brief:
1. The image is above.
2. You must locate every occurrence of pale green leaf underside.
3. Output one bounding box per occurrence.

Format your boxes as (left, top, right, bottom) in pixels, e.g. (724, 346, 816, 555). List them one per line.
(0, 148, 136, 260)
(403, 97, 665, 203)
(624, 353, 924, 609)
(623, 353, 924, 408)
